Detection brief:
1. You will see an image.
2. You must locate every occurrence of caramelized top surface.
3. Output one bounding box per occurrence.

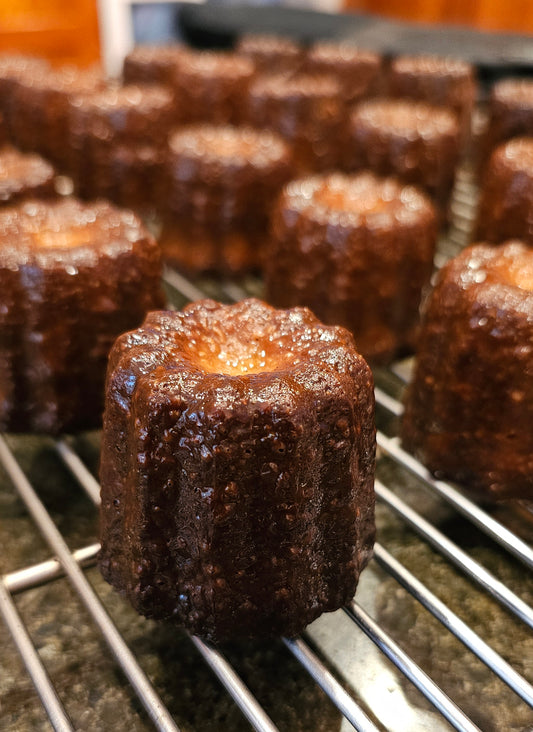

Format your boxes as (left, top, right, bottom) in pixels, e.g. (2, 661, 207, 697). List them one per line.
(71, 84, 172, 113)
(391, 54, 473, 79)
(462, 241, 533, 293)
(175, 50, 254, 80)
(0, 198, 151, 266)
(0, 54, 48, 80)
(135, 298, 362, 379)
(250, 72, 340, 100)
(352, 99, 458, 137)
(307, 41, 380, 67)
(279, 172, 434, 227)
(0, 148, 55, 199)
(493, 78, 533, 106)
(493, 136, 533, 173)
(236, 33, 302, 58)
(168, 125, 290, 168)
(125, 44, 190, 64)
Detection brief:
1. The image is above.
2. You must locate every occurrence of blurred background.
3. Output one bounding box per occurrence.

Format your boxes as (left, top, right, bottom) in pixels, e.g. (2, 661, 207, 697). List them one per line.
(1, 0, 533, 69)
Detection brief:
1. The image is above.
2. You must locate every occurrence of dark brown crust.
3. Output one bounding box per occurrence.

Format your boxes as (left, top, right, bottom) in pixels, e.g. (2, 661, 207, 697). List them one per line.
(482, 79, 533, 168)
(475, 137, 533, 245)
(347, 99, 461, 216)
(173, 51, 255, 126)
(9, 65, 106, 164)
(304, 41, 382, 104)
(236, 34, 303, 74)
(68, 84, 175, 197)
(387, 54, 476, 142)
(264, 172, 437, 364)
(99, 298, 376, 642)
(0, 147, 56, 205)
(123, 45, 190, 86)
(401, 241, 533, 500)
(161, 124, 293, 276)
(0, 198, 165, 434)
(244, 73, 345, 174)
(0, 55, 49, 140)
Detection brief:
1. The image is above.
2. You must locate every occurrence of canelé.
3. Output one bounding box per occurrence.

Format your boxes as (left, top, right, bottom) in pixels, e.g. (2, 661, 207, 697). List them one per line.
(0, 147, 56, 205)
(401, 241, 533, 500)
(264, 172, 437, 364)
(9, 64, 106, 165)
(68, 84, 174, 198)
(475, 137, 533, 245)
(123, 44, 189, 86)
(0, 198, 165, 434)
(173, 50, 255, 125)
(160, 124, 293, 276)
(0, 55, 49, 139)
(99, 298, 376, 641)
(304, 41, 382, 104)
(235, 33, 303, 74)
(482, 79, 533, 166)
(244, 72, 345, 173)
(387, 54, 476, 143)
(347, 99, 461, 217)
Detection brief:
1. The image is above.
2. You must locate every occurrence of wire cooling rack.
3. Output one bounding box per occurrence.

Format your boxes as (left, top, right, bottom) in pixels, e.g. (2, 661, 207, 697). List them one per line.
(1, 169, 533, 732)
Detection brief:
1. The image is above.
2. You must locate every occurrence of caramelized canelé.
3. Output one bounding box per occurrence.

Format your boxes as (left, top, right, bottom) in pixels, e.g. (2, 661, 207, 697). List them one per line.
(99, 298, 376, 642)
(0, 198, 165, 434)
(0, 147, 56, 205)
(160, 124, 293, 276)
(265, 172, 437, 364)
(401, 241, 533, 500)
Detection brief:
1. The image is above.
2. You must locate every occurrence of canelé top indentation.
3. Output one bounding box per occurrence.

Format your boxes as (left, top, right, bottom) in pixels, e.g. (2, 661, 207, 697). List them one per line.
(0, 148, 54, 195)
(352, 99, 458, 136)
(462, 241, 533, 292)
(141, 299, 359, 380)
(493, 79, 533, 105)
(169, 125, 289, 168)
(0, 198, 150, 266)
(497, 137, 533, 172)
(391, 54, 472, 78)
(281, 172, 433, 225)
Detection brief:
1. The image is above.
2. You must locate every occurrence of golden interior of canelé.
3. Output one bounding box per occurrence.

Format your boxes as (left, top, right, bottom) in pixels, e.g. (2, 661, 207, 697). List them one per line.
(181, 331, 296, 376)
(32, 228, 95, 248)
(490, 249, 533, 291)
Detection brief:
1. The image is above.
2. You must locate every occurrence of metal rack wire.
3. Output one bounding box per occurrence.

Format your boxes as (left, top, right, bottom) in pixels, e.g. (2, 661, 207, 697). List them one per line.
(1, 169, 533, 732)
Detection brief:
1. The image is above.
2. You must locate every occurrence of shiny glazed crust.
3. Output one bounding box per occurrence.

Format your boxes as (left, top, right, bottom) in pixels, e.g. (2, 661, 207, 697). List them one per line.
(348, 99, 460, 212)
(475, 137, 533, 245)
(161, 125, 293, 276)
(401, 242, 533, 500)
(0, 147, 56, 204)
(304, 41, 382, 103)
(265, 172, 437, 364)
(245, 73, 345, 173)
(99, 298, 376, 641)
(0, 198, 165, 434)
(482, 79, 533, 165)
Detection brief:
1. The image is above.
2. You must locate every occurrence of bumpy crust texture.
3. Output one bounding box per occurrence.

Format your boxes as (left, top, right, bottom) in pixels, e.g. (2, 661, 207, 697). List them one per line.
(401, 242, 533, 500)
(161, 125, 293, 276)
(0, 198, 165, 434)
(475, 137, 533, 245)
(482, 79, 533, 167)
(348, 99, 460, 215)
(0, 147, 56, 205)
(304, 41, 382, 104)
(244, 73, 345, 174)
(265, 172, 437, 364)
(99, 298, 376, 641)
(236, 34, 303, 74)
(387, 55, 476, 143)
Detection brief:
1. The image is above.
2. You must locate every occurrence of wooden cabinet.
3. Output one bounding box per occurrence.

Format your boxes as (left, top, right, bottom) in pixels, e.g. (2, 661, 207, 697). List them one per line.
(0, 0, 100, 66)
